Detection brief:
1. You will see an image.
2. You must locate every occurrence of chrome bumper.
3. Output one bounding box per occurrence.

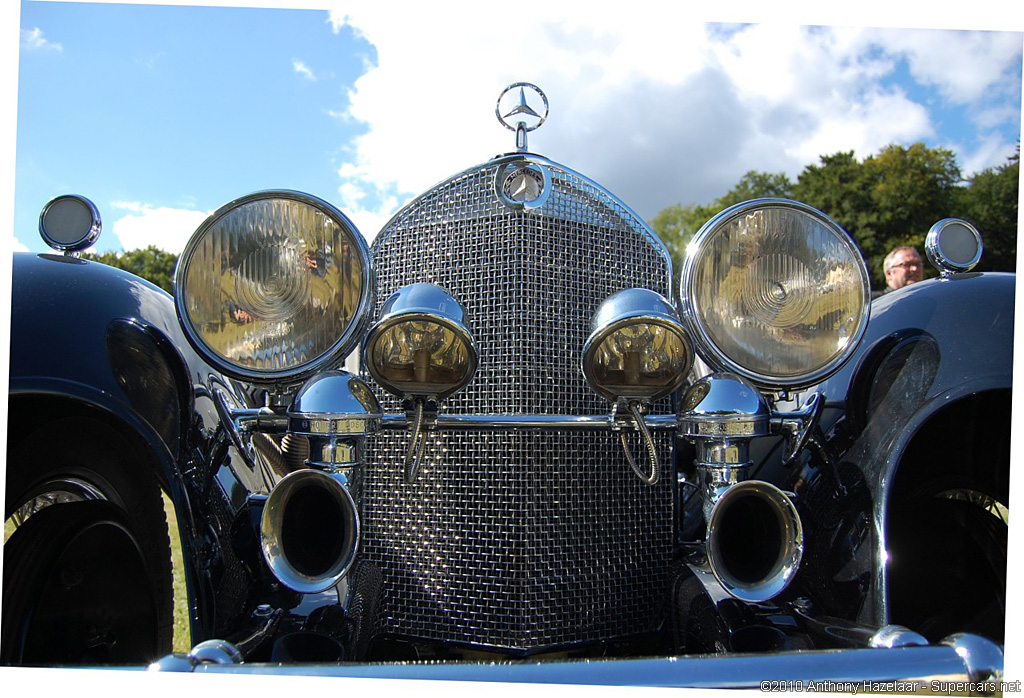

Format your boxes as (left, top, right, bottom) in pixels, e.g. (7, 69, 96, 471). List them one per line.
(150, 633, 1003, 692)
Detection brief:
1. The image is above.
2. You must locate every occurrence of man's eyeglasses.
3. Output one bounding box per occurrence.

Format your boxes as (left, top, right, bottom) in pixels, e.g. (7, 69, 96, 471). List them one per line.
(889, 261, 921, 271)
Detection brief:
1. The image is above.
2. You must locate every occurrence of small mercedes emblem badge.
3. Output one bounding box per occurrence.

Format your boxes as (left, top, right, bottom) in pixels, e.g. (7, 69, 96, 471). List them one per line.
(496, 82, 549, 152)
(494, 160, 551, 211)
(502, 165, 544, 202)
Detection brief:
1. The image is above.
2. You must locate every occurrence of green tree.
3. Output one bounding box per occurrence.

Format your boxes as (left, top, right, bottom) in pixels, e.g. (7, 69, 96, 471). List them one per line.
(864, 143, 960, 280)
(792, 151, 879, 268)
(649, 202, 716, 276)
(651, 170, 793, 276)
(652, 142, 1017, 292)
(955, 148, 1019, 273)
(793, 143, 961, 287)
(84, 246, 179, 293)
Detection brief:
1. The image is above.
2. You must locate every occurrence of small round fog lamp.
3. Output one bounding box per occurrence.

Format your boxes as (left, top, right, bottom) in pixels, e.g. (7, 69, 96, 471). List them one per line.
(364, 283, 478, 401)
(582, 288, 692, 403)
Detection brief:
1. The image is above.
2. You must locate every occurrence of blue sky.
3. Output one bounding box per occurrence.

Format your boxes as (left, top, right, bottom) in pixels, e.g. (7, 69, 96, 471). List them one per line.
(6, 1, 1024, 258)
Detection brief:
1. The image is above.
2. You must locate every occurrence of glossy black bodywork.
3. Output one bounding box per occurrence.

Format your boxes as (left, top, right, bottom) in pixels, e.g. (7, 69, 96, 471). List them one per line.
(8, 252, 235, 644)
(758, 272, 1014, 638)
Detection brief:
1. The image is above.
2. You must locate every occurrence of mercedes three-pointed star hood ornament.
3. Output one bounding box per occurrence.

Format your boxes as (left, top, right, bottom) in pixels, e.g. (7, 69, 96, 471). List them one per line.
(495, 82, 549, 152)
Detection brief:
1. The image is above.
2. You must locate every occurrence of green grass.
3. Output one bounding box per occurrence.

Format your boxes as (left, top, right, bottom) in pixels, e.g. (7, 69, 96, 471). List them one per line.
(163, 493, 191, 652)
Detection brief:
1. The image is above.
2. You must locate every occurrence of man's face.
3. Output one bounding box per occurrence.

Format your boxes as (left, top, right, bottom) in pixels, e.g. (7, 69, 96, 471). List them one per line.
(885, 249, 924, 290)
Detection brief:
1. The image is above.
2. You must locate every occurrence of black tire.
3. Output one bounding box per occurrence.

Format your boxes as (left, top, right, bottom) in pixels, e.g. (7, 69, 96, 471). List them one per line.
(887, 495, 1006, 643)
(2, 417, 174, 665)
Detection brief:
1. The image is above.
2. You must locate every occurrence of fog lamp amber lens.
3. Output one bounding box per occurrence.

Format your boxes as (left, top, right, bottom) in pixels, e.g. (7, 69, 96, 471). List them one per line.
(369, 319, 474, 397)
(582, 288, 692, 403)
(589, 322, 690, 400)
(364, 283, 478, 400)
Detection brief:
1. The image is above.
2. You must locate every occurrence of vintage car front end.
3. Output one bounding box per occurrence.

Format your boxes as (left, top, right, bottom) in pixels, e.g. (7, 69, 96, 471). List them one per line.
(3, 84, 1012, 689)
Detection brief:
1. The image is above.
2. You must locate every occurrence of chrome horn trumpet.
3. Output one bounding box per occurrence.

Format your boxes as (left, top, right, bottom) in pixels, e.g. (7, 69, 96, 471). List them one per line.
(705, 479, 803, 603)
(679, 373, 805, 602)
(260, 468, 360, 594)
(260, 371, 381, 593)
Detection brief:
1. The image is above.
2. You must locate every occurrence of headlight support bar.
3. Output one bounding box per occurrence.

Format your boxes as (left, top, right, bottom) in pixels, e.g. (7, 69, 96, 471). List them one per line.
(376, 412, 680, 431)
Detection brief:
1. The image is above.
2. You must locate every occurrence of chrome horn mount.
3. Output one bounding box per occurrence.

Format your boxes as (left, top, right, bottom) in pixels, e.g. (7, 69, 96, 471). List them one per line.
(259, 371, 381, 594)
(679, 373, 817, 602)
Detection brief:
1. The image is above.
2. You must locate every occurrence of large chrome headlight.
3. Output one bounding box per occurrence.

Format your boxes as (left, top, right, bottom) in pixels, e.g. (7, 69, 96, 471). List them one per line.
(175, 191, 373, 384)
(680, 199, 870, 389)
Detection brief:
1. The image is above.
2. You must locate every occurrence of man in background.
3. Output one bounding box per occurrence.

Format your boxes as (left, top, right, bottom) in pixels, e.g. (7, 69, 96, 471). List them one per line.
(877, 245, 925, 296)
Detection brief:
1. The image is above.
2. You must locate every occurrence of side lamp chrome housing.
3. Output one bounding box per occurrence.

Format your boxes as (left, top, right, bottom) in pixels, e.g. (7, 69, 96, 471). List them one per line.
(39, 194, 102, 254)
(364, 283, 478, 402)
(174, 190, 374, 388)
(582, 288, 693, 404)
(260, 371, 381, 594)
(363, 283, 478, 482)
(679, 373, 804, 602)
(925, 218, 983, 277)
(583, 288, 692, 485)
(286, 371, 382, 468)
(680, 199, 870, 390)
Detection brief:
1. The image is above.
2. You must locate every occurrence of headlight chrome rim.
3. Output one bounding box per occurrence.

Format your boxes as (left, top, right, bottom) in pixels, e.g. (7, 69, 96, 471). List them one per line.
(174, 190, 374, 385)
(680, 198, 870, 390)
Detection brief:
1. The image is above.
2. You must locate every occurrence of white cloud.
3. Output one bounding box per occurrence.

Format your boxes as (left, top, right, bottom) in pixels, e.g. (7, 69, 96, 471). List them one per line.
(956, 133, 1020, 176)
(323, 8, 1021, 219)
(109, 202, 211, 254)
(292, 59, 316, 81)
(10, 237, 29, 253)
(20, 27, 62, 52)
(864, 28, 1024, 104)
(333, 163, 401, 240)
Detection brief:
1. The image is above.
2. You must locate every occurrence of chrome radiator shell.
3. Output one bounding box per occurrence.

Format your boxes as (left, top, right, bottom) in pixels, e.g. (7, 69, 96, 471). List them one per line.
(362, 154, 675, 651)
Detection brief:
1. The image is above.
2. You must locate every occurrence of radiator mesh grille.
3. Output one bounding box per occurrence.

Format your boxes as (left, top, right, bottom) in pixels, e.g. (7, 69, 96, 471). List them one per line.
(362, 156, 675, 650)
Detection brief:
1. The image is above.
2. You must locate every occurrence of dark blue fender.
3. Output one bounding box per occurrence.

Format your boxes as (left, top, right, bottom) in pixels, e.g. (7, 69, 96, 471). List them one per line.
(793, 271, 1014, 633)
(7, 251, 228, 644)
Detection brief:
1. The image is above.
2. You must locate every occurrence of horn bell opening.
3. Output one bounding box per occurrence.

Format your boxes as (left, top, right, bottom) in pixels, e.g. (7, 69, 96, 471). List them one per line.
(260, 469, 360, 594)
(706, 480, 803, 603)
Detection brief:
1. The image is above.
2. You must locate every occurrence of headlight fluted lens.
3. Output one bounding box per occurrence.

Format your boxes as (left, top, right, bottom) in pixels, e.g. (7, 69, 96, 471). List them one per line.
(175, 191, 373, 383)
(681, 199, 870, 389)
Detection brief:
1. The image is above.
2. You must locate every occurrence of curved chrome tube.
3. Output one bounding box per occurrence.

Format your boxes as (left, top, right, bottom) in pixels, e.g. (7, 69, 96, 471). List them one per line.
(260, 469, 359, 594)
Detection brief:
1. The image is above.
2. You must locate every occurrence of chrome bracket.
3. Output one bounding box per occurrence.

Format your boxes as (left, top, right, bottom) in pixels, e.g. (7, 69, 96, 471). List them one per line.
(771, 391, 824, 466)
